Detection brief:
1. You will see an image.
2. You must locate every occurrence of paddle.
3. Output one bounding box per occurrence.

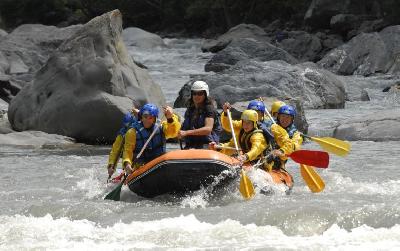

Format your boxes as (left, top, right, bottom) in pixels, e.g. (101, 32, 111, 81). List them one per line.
(288, 149, 329, 168)
(226, 109, 255, 200)
(104, 124, 160, 201)
(218, 144, 328, 168)
(301, 134, 351, 157)
(300, 164, 325, 193)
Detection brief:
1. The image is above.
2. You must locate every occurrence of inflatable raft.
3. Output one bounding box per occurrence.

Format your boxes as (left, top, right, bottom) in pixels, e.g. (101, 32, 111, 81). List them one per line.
(125, 149, 294, 198)
(126, 149, 239, 198)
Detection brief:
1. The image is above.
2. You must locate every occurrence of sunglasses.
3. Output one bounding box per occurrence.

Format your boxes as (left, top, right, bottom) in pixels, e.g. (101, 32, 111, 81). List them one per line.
(191, 91, 205, 96)
(142, 114, 155, 119)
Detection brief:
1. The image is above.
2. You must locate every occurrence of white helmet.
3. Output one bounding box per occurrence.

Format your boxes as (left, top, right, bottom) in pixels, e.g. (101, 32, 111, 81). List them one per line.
(191, 81, 209, 96)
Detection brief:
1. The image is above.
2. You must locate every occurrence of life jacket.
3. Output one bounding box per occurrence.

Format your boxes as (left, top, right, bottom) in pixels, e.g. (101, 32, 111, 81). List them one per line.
(118, 118, 139, 136)
(265, 123, 300, 171)
(285, 123, 298, 138)
(182, 106, 222, 148)
(258, 120, 274, 145)
(133, 122, 166, 164)
(238, 128, 264, 164)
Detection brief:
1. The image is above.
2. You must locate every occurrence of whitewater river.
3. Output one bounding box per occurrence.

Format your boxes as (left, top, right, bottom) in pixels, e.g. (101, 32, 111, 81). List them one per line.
(1, 39, 399, 250)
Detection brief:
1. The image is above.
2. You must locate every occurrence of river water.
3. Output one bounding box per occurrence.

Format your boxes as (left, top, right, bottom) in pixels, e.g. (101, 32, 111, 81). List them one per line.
(1, 39, 399, 250)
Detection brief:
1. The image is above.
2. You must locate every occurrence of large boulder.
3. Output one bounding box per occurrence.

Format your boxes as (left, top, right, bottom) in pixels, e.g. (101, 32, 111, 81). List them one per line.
(277, 31, 323, 62)
(334, 109, 400, 141)
(122, 27, 167, 49)
(205, 38, 298, 73)
(338, 74, 400, 101)
(175, 60, 345, 110)
(8, 10, 165, 144)
(0, 24, 82, 89)
(318, 25, 400, 76)
(201, 24, 270, 53)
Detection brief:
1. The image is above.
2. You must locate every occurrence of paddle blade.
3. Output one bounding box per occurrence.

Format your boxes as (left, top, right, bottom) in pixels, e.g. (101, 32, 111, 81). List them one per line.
(104, 183, 123, 201)
(239, 169, 255, 199)
(300, 164, 325, 193)
(289, 150, 329, 168)
(311, 137, 351, 157)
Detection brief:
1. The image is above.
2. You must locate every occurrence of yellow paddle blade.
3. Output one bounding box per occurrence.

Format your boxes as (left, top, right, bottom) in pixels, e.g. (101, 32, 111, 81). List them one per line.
(300, 164, 325, 193)
(239, 169, 255, 199)
(311, 136, 351, 157)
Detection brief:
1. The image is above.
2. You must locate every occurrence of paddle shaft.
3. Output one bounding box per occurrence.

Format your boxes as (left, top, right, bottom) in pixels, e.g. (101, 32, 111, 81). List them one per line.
(227, 109, 255, 199)
(226, 109, 240, 154)
(216, 145, 242, 151)
(264, 107, 276, 124)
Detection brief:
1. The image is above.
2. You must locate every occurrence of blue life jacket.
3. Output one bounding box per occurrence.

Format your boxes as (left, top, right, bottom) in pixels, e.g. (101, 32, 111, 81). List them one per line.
(182, 106, 222, 148)
(258, 120, 274, 144)
(285, 123, 298, 138)
(118, 117, 139, 136)
(133, 122, 166, 164)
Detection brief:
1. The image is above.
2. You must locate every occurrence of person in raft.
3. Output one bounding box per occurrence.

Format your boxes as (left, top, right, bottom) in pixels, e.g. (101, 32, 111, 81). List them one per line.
(274, 105, 303, 152)
(222, 100, 276, 143)
(265, 105, 302, 173)
(122, 103, 181, 175)
(209, 109, 267, 164)
(178, 80, 222, 149)
(107, 111, 138, 178)
(268, 100, 286, 124)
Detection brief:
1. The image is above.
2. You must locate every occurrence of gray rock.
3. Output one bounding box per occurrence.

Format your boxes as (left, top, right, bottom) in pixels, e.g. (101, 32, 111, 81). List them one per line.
(360, 89, 370, 101)
(0, 23, 82, 89)
(347, 18, 389, 39)
(175, 60, 345, 110)
(8, 10, 165, 144)
(334, 109, 400, 141)
(0, 130, 75, 146)
(201, 24, 270, 53)
(330, 14, 360, 33)
(0, 112, 13, 134)
(0, 29, 7, 38)
(122, 27, 167, 49)
(277, 31, 322, 62)
(321, 34, 343, 50)
(318, 32, 391, 76)
(205, 38, 297, 72)
(0, 77, 20, 103)
(304, 0, 348, 28)
(319, 25, 400, 76)
(304, 0, 383, 29)
(338, 74, 400, 101)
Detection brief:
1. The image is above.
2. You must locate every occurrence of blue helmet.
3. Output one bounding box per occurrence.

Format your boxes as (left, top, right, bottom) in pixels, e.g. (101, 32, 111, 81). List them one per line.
(138, 103, 159, 119)
(247, 100, 265, 113)
(278, 105, 296, 117)
(122, 112, 134, 128)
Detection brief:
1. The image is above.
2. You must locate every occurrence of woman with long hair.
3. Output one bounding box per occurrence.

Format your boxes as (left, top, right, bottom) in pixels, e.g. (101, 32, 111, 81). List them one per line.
(178, 81, 222, 149)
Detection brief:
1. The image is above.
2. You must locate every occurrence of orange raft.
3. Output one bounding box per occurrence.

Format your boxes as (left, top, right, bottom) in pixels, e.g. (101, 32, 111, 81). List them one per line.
(125, 149, 293, 198)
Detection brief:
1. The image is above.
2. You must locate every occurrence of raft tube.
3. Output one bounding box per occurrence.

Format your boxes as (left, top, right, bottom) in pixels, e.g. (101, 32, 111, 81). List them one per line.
(125, 149, 239, 198)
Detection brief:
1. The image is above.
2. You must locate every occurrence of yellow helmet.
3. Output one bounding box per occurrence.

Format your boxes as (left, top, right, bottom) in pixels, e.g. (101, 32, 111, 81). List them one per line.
(271, 101, 286, 115)
(241, 109, 258, 127)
